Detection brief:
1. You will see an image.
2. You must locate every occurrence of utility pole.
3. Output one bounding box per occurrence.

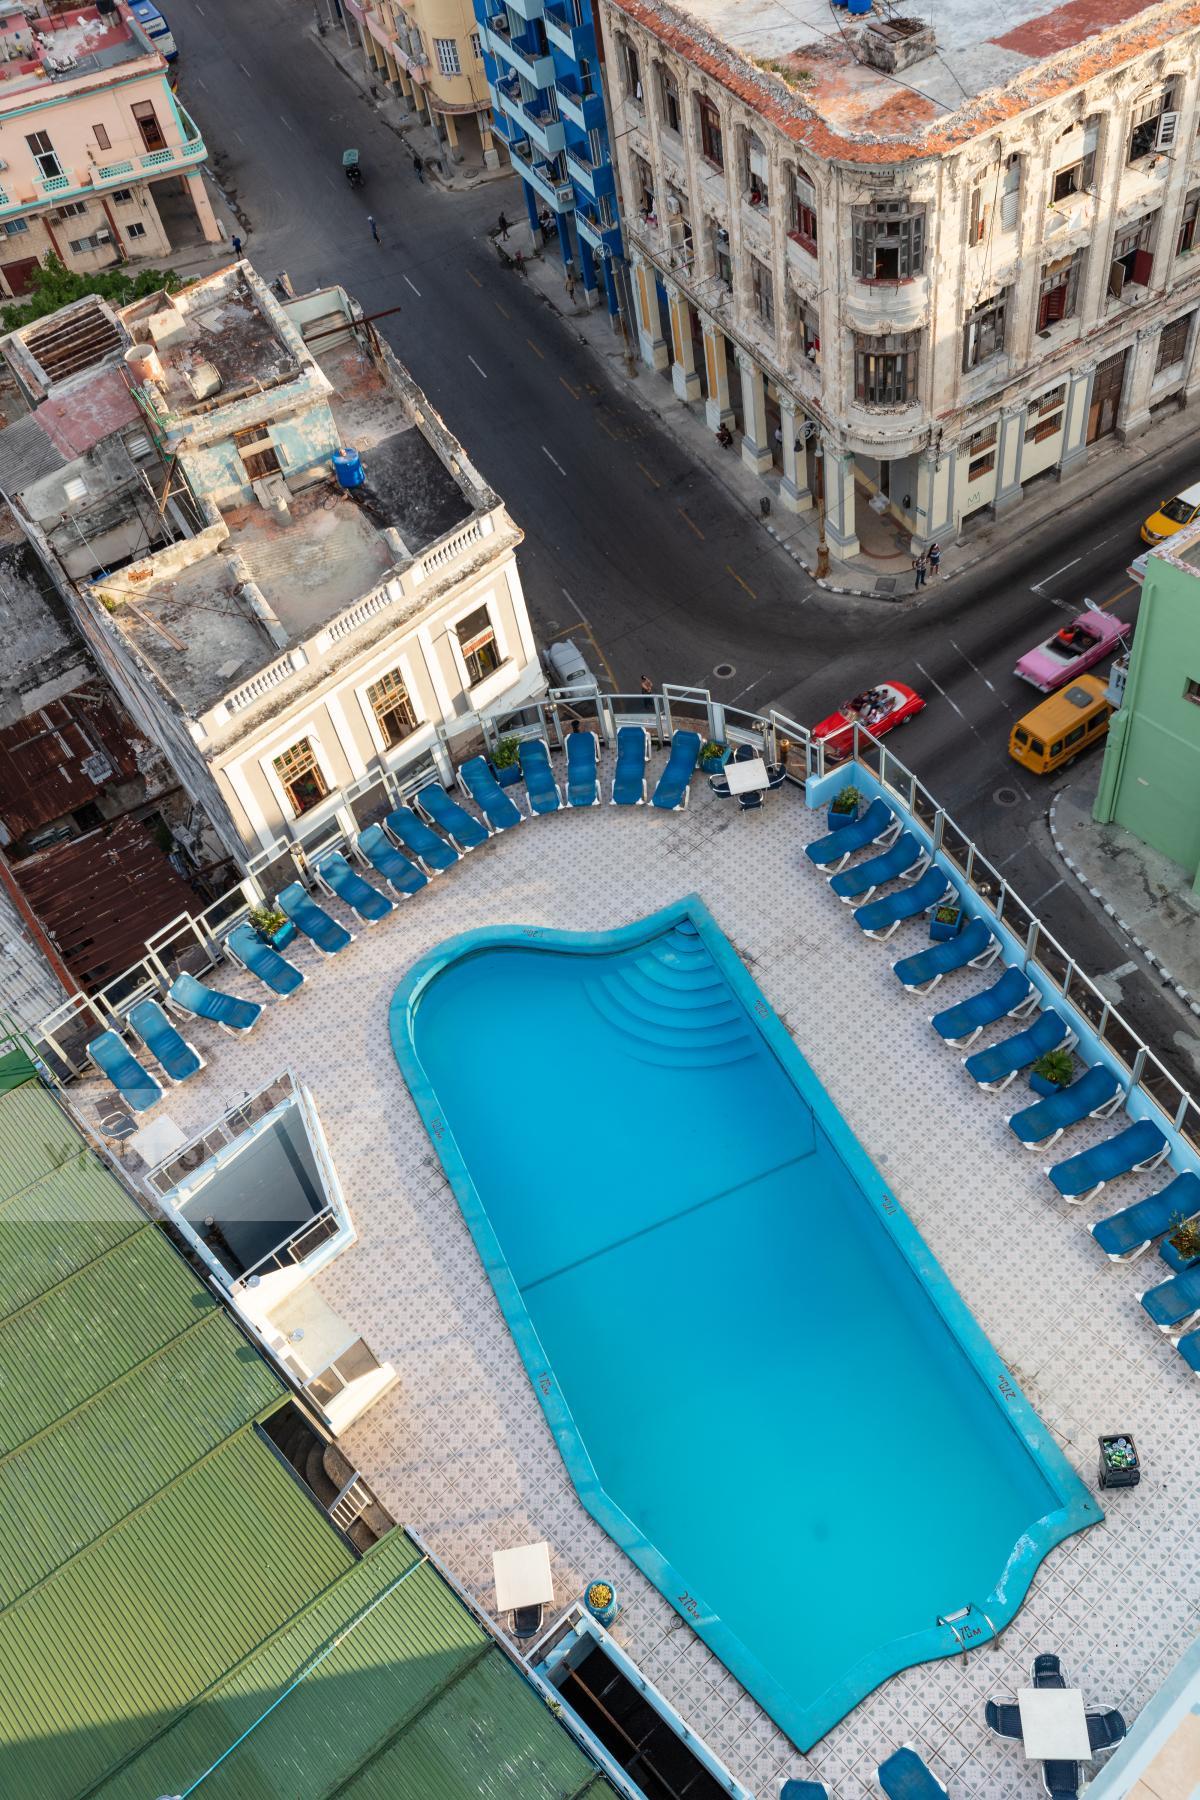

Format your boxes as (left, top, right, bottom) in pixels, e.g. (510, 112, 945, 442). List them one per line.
(815, 443, 830, 581)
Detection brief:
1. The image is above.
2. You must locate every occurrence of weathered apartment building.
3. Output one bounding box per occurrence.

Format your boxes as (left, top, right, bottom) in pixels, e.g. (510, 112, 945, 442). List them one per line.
(0, 0, 217, 301)
(1, 262, 542, 869)
(332, 0, 499, 168)
(597, 0, 1200, 558)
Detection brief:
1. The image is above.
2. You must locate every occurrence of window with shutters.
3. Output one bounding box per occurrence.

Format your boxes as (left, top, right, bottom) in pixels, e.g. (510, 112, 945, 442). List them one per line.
(658, 66, 680, 135)
(1128, 87, 1176, 162)
(751, 256, 773, 326)
(1025, 385, 1065, 443)
(962, 290, 1009, 370)
(366, 669, 418, 747)
(234, 425, 281, 481)
(999, 155, 1021, 229)
(273, 740, 328, 816)
(455, 604, 501, 686)
(967, 422, 997, 479)
(1178, 191, 1200, 256)
(1037, 251, 1083, 330)
(853, 331, 918, 405)
(1110, 213, 1154, 297)
(697, 96, 722, 168)
(1051, 120, 1098, 201)
(968, 184, 988, 246)
(25, 130, 62, 181)
(852, 199, 925, 281)
(619, 37, 641, 105)
(743, 129, 768, 208)
(711, 220, 731, 288)
(789, 166, 817, 253)
(93, 123, 111, 151)
(632, 152, 653, 217)
(1156, 313, 1192, 373)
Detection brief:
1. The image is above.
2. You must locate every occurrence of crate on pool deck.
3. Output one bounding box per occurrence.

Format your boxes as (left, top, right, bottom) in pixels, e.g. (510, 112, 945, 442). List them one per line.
(1098, 1434, 1140, 1489)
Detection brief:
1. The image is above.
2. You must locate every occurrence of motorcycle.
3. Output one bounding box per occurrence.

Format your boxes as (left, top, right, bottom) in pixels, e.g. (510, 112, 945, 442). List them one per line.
(343, 148, 363, 189)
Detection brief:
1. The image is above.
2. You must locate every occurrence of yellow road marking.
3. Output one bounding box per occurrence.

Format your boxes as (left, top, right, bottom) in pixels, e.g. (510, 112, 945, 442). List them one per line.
(678, 507, 704, 540)
(596, 414, 618, 438)
(1101, 582, 1136, 610)
(582, 625, 619, 692)
(726, 565, 756, 599)
(466, 268, 482, 288)
(494, 299, 510, 319)
(527, 337, 545, 360)
(559, 375, 580, 398)
(637, 461, 661, 488)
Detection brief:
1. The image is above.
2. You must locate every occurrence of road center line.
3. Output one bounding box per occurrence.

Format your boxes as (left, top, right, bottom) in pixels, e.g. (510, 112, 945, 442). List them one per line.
(914, 659, 966, 721)
(678, 507, 704, 540)
(729, 673, 769, 704)
(468, 355, 488, 379)
(636, 462, 660, 488)
(949, 638, 997, 692)
(239, 61, 251, 76)
(726, 565, 756, 599)
(527, 338, 545, 360)
(542, 445, 566, 476)
(403, 275, 421, 297)
(1028, 877, 1065, 908)
(1101, 582, 1136, 610)
(493, 300, 510, 318)
(561, 588, 618, 689)
(1031, 557, 1080, 593)
(280, 115, 296, 133)
(466, 268, 482, 288)
(559, 376, 579, 398)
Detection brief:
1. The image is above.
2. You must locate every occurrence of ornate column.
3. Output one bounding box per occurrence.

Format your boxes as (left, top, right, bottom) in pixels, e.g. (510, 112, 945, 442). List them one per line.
(1116, 326, 1159, 441)
(912, 445, 955, 542)
(991, 402, 1027, 513)
(632, 253, 669, 371)
(665, 282, 701, 401)
(702, 316, 733, 430)
(1058, 360, 1095, 476)
(777, 395, 812, 513)
(737, 350, 773, 472)
(821, 440, 859, 557)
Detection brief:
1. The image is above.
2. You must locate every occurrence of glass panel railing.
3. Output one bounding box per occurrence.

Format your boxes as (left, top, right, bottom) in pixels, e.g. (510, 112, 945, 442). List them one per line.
(1099, 1009, 1140, 1075)
(1030, 932, 1070, 994)
(939, 819, 972, 879)
(1176, 1096, 1200, 1155)
(1066, 966, 1107, 1030)
(1140, 1053, 1187, 1129)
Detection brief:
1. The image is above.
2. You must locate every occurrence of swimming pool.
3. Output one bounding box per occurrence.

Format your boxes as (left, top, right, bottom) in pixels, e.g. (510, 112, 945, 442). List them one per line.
(391, 896, 1100, 1749)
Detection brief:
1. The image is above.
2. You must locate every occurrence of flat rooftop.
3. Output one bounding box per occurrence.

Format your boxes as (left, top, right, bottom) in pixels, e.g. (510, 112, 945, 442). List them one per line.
(618, 0, 1182, 156)
(221, 484, 394, 641)
(125, 268, 299, 414)
(0, 4, 147, 98)
(72, 748, 1200, 1799)
(112, 550, 275, 715)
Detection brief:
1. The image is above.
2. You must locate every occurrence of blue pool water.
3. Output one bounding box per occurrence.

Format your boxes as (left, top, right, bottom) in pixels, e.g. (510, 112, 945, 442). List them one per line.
(391, 897, 1100, 1749)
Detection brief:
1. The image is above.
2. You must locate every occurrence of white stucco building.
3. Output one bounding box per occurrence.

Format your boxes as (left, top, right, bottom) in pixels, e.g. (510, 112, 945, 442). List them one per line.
(596, 0, 1200, 557)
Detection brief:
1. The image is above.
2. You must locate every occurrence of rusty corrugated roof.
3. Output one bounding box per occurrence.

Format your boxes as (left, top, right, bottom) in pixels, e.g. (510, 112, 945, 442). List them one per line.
(11, 814, 197, 993)
(0, 684, 144, 844)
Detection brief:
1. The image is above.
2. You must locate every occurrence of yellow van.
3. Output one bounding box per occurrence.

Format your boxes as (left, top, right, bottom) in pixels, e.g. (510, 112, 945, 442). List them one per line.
(1009, 676, 1113, 775)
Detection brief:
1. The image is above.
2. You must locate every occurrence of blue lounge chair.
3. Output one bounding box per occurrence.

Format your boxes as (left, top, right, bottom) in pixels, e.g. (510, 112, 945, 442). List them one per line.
(853, 866, 954, 941)
(1006, 1064, 1123, 1150)
(278, 881, 354, 957)
(930, 965, 1035, 1048)
(828, 830, 927, 902)
(358, 824, 428, 899)
(1139, 1265, 1200, 1333)
(651, 729, 702, 811)
(87, 1029, 163, 1112)
(519, 737, 563, 814)
(1087, 1710, 1126, 1752)
(984, 1700, 1023, 1740)
(168, 970, 261, 1036)
(780, 1784, 829, 1799)
(612, 726, 649, 805)
(226, 922, 305, 997)
(1176, 1330, 1200, 1375)
(128, 998, 203, 1084)
(565, 729, 600, 806)
(385, 805, 459, 874)
(878, 1746, 949, 1799)
(1046, 1117, 1169, 1204)
(805, 797, 899, 871)
(964, 1007, 1075, 1093)
(415, 781, 490, 850)
(1091, 1170, 1200, 1260)
(315, 851, 393, 924)
(893, 916, 999, 994)
(457, 755, 523, 831)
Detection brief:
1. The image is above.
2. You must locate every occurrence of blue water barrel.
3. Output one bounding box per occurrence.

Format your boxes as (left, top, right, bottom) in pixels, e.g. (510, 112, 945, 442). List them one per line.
(332, 446, 365, 488)
(847, 0, 871, 11)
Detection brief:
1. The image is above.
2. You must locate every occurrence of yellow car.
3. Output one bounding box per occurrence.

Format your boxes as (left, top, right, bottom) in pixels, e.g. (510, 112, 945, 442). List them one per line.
(1141, 480, 1200, 543)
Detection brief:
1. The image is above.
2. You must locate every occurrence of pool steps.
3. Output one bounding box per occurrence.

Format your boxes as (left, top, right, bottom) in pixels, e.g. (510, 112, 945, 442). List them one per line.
(584, 926, 757, 1068)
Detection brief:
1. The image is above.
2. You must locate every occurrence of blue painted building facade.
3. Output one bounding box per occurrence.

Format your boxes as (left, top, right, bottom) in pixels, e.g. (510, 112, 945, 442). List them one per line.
(472, 0, 623, 316)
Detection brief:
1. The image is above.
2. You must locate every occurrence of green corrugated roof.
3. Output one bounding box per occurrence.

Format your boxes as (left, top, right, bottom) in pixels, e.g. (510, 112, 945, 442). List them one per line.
(0, 1077, 620, 1800)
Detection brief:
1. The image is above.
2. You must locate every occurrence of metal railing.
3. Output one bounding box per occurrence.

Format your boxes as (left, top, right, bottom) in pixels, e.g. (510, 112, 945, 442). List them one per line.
(144, 1072, 296, 1200)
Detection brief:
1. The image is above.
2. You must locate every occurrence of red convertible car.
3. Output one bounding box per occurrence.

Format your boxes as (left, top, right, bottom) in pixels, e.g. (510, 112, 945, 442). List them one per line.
(812, 681, 926, 762)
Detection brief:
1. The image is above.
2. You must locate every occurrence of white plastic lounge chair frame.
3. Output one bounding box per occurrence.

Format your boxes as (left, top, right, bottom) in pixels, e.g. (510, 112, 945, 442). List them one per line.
(967, 1022, 1079, 1095)
(1006, 1082, 1123, 1152)
(1047, 1138, 1171, 1207)
(929, 985, 1039, 1049)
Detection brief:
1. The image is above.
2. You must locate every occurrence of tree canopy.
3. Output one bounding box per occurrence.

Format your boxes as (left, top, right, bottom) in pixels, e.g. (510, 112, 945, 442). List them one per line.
(0, 255, 184, 331)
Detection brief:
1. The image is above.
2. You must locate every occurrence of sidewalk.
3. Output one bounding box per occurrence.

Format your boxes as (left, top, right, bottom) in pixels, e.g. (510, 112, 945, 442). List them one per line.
(1050, 762, 1200, 1019)
(502, 218, 1200, 603)
(311, 25, 508, 193)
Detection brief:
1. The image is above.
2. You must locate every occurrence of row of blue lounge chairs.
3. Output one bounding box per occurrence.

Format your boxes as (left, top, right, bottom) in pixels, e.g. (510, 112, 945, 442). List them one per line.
(805, 789, 1200, 1382)
(781, 1744, 949, 1799)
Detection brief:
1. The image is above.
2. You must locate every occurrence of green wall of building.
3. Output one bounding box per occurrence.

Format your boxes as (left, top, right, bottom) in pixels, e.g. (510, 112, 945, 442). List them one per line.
(1094, 551, 1200, 891)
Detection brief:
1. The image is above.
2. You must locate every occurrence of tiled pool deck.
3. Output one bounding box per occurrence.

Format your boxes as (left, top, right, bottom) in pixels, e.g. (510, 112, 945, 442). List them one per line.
(83, 760, 1200, 1799)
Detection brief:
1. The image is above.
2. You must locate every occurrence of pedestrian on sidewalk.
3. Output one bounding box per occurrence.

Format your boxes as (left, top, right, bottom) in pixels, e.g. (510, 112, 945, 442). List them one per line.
(640, 675, 654, 697)
(368, 215, 381, 244)
(538, 206, 553, 236)
(564, 264, 578, 304)
(912, 551, 928, 590)
(412, 153, 423, 182)
(496, 211, 510, 240)
(230, 232, 243, 257)
(927, 538, 942, 577)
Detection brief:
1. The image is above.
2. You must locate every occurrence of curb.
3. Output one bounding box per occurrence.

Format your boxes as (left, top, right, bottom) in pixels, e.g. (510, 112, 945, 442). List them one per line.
(1048, 789, 1200, 1020)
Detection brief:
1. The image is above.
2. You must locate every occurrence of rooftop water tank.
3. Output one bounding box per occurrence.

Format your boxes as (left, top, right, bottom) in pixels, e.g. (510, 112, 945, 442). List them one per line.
(124, 343, 163, 387)
(332, 446, 365, 489)
(847, 0, 871, 12)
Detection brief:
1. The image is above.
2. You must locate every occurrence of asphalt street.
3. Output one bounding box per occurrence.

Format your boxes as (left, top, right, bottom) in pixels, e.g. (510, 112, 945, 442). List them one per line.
(174, 0, 1200, 1086)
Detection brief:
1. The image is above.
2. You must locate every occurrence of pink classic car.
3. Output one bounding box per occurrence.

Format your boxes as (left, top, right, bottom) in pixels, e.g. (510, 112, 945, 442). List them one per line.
(1014, 607, 1132, 692)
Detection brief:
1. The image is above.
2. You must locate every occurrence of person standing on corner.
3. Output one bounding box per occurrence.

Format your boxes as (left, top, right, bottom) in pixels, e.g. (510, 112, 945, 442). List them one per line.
(912, 550, 928, 590)
(927, 539, 942, 578)
(230, 232, 243, 257)
(412, 153, 424, 183)
(368, 215, 381, 244)
(496, 212, 510, 240)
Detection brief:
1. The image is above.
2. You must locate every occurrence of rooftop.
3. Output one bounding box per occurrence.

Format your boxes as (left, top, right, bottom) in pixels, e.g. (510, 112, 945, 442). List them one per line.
(0, 3, 151, 100)
(0, 539, 90, 725)
(0, 679, 145, 843)
(59, 732, 1200, 1799)
(0, 1063, 621, 1800)
(109, 541, 277, 715)
(123, 265, 301, 415)
(616, 0, 1191, 158)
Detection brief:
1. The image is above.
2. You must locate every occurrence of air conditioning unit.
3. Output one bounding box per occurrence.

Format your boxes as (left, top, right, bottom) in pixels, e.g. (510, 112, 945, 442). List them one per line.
(94, 228, 111, 242)
(511, 137, 531, 157)
(554, 181, 573, 206)
(666, 194, 681, 214)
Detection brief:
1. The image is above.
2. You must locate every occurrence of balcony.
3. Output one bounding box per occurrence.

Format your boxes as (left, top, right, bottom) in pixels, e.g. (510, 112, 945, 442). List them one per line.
(0, 125, 209, 220)
(575, 202, 621, 259)
(565, 141, 613, 199)
(502, 136, 574, 212)
(503, 0, 545, 20)
(556, 71, 604, 132)
(496, 84, 565, 156)
(544, 0, 592, 56)
(487, 21, 555, 90)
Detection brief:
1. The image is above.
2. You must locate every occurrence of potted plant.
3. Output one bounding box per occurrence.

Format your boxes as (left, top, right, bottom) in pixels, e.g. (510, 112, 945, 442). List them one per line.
(929, 901, 964, 943)
(1161, 1213, 1200, 1273)
(584, 1579, 619, 1627)
(827, 784, 862, 829)
(700, 739, 729, 773)
(489, 735, 522, 787)
(1029, 1048, 1075, 1097)
(249, 904, 296, 950)
(1097, 1433, 1140, 1489)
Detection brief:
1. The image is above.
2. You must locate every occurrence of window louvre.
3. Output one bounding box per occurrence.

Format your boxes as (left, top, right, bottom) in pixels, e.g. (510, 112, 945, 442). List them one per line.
(455, 605, 501, 685)
(853, 331, 918, 405)
(366, 668, 418, 747)
(273, 739, 328, 816)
